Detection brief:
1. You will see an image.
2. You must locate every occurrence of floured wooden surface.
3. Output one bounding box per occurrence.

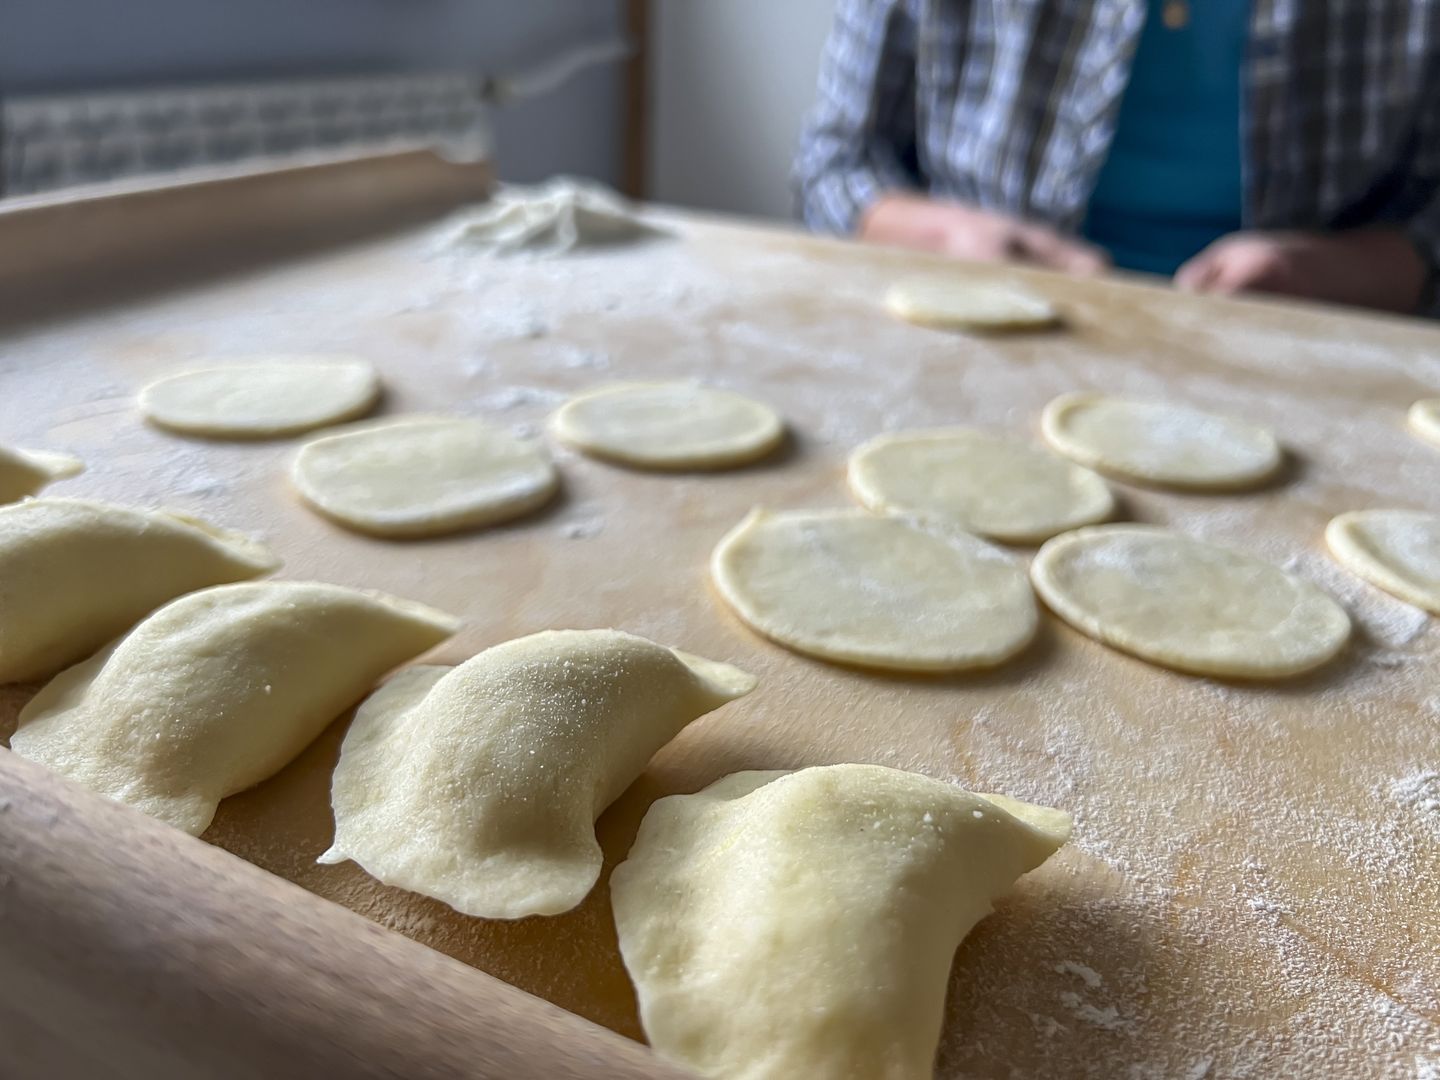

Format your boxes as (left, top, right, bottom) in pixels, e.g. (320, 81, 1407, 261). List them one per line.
(2, 211, 1438, 1078)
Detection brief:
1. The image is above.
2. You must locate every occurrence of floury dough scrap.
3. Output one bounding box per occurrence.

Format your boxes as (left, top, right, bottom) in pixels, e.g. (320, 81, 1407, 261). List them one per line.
(0, 445, 82, 504)
(1041, 393, 1282, 491)
(1326, 509, 1440, 614)
(848, 427, 1114, 544)
(322, 629, 755, 918)
(139, 357, 380, 439)
(711, 508, 1037, 672)
(447, 178, 664, 258)
(884, 277, 1059, 332)
(611, 764, 1071, 1080)
(551, 382, 784, 470)
(291, 416, 559, 538)
(1031, 525, 1351, 678)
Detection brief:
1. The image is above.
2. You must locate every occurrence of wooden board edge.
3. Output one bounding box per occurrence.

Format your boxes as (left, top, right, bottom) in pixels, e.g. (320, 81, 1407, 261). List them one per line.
(0, 749, 686, 1080)
(0, 148, 493, 327)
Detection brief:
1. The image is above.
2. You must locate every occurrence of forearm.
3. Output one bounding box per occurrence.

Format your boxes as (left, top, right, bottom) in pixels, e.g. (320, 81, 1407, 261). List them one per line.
(855, 192, 1110, 272)
(794, 0, 919, 235)
(1330, 228, 1427, 314)
(1176, 226, 1429, 315)
(1399, 206, 1440, 318)
(798, 161, 890, 236)
(858, 192, 955, 252)
(796, 128, 919, 237)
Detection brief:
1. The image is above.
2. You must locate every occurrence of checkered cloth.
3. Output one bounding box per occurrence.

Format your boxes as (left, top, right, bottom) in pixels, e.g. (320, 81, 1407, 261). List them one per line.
(796, 0, 1440, 302)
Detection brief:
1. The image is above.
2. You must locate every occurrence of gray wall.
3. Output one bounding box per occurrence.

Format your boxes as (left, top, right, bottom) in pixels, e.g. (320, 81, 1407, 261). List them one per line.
(0, 0, 626, 184)
(649, 0, 834, 219)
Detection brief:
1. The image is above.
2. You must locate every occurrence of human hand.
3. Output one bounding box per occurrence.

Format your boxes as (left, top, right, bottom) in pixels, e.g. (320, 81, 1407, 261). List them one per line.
(1174, 228, 1427, 314)
(860, 193, 1110, 275)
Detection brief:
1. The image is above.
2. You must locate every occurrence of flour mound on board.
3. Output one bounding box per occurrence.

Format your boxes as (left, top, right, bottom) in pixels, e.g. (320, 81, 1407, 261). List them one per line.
(449, 178, 664, 258)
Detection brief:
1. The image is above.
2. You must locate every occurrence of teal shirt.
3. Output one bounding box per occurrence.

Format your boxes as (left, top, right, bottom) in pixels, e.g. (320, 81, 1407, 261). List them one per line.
(1083, 0, 1250, 275)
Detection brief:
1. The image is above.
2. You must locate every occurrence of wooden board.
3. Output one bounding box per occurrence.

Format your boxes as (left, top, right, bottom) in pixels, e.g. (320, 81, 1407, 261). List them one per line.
(0, 750, 688, 1080)
(1, 173, 1438, 1077)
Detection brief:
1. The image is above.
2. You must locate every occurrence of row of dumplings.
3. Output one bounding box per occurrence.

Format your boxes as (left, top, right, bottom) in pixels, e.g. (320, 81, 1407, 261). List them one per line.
(2, 496, 1068, 1080)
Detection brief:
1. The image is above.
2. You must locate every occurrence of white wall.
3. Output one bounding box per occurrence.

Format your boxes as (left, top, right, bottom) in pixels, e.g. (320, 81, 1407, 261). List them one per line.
(0, 1, 627, 185)
(649, 0, 835, 219)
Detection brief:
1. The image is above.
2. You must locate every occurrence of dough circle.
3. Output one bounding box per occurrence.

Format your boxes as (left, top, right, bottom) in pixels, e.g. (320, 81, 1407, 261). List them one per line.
(291, 416, 558, 538)
(140, 357, 381, 438)
(1032, 525, 1351, 678)
(1407, 399, 1440, 449)
(848, 427, 1114, 544)
(884, 277, 1058, 332)
(1041, 393, 1282, 490)
(551, 382, 784, 470)
(711, 508, 1037, 672)
(1326, 509, 1440, 614)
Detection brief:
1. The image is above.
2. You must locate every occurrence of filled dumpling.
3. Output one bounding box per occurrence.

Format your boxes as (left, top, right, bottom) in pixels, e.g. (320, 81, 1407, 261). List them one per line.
(320, 629, 757, 919)
(0, 445, 82, 504)
(610, 764, 1071, 1080)
(10, 581, 458, 835)
(0, 498, 279, 683)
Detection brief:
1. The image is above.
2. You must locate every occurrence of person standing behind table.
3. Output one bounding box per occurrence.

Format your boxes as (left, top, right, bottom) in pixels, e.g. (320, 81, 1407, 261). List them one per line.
(795, 0, 1440, 316)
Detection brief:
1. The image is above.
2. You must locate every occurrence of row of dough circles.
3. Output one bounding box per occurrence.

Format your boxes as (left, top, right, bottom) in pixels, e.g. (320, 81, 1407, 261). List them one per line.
(713, 395, 1440, 681)
(139, 360, 787, 535)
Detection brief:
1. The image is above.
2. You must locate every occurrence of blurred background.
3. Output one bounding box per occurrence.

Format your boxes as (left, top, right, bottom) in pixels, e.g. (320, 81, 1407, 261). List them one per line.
(0, 0, 832, 219)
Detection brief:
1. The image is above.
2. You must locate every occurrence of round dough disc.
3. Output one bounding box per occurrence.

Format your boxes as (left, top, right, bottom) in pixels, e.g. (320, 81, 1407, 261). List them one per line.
(1041, 393, 1282, 491)
(848, 428, 1114, 544)
(1407, 399, 1440, 449)
(1031, 525, 1351, 678)
(710, 508, 1037, 672)
(1326, 509, 1440, 614)
(884, 278, 1058, 332)
(292, 417, 558, 538)
(140, 357, 381, 438)
(551, 382, 784, 470)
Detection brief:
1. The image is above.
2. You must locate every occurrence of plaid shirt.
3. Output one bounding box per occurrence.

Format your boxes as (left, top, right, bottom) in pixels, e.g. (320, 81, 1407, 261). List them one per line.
(795, 0, 1440, 297)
